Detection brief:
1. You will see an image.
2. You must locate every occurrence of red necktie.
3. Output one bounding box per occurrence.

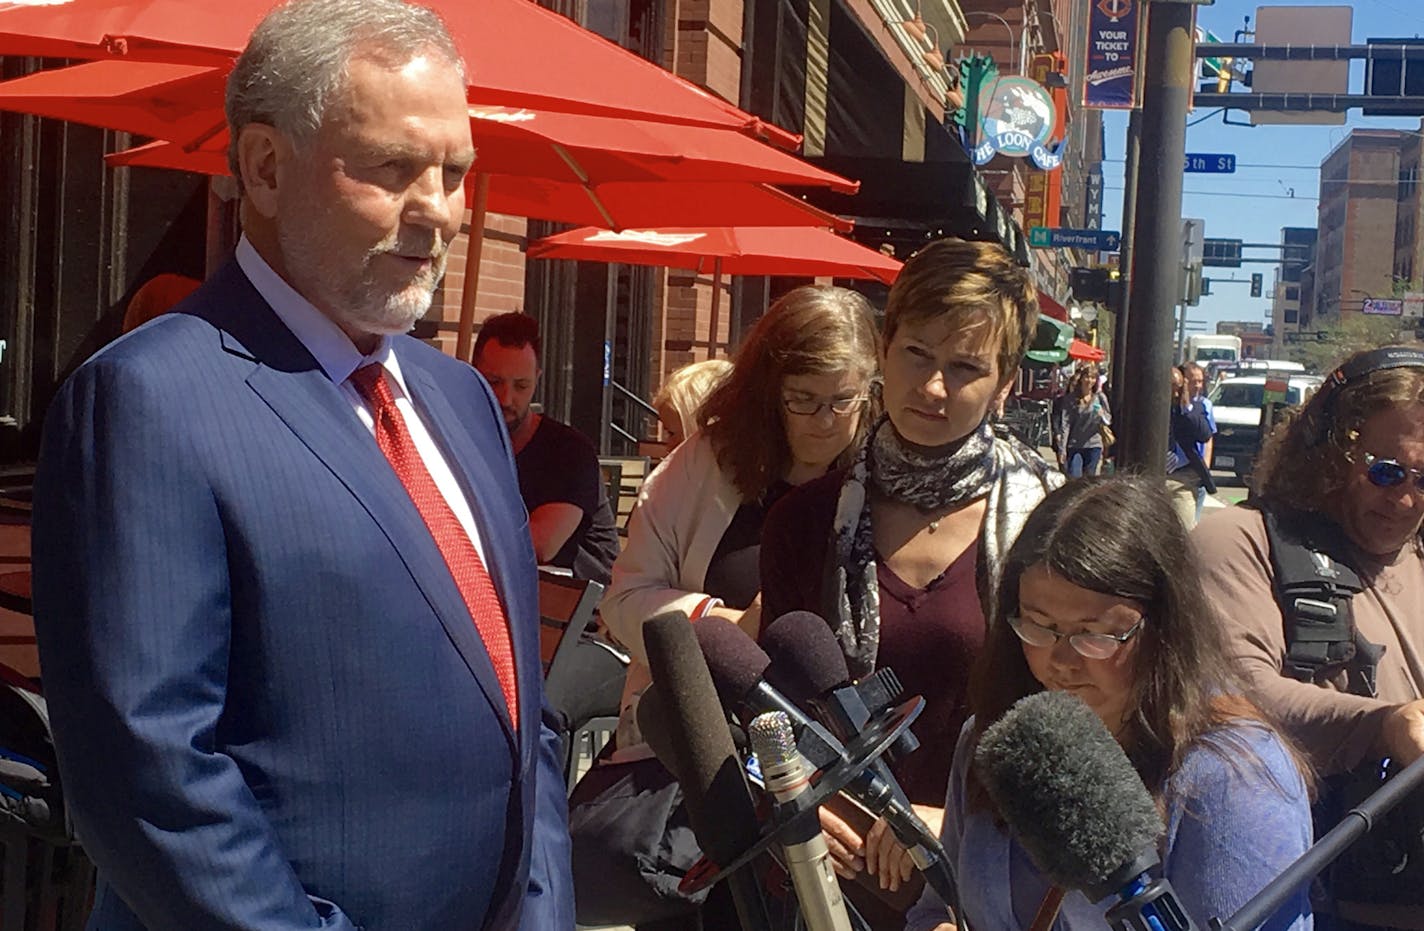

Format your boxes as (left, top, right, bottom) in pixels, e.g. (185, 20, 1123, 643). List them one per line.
(349, 363, 518, 727)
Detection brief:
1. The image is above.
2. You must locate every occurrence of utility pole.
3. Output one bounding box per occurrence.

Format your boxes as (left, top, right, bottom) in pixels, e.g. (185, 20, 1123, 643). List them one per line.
(1110, 109, 1141, 418)
(1118, 0, 1195, 473)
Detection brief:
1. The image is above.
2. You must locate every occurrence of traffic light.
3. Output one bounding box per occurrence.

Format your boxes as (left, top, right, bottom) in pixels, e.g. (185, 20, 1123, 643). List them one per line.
(1250, 273, 1263, 298)
(1217, 57, 1233, 93)
(1070, 267, 1110, 303)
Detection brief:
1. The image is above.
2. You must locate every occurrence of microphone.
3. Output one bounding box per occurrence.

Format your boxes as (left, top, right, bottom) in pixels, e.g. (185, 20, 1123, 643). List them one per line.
(641, 612, 772, 931)
(761, 611, 920, 761)
(692, 616, 960, 913)
(1209, 750, 1424, 931)
(747, 711, 853, 931)
(974, 690, 1199, 931)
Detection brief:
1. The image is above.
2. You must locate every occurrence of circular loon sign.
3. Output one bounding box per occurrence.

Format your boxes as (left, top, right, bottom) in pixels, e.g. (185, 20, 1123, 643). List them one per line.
(971, 76, 1063, 171)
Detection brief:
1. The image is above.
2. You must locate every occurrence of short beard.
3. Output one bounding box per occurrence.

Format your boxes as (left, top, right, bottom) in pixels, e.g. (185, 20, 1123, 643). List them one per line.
(277, 196, 449, 339)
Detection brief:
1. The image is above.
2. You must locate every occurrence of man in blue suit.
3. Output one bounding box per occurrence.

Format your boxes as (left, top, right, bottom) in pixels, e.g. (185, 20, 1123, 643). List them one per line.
(30, 1, 574, 927)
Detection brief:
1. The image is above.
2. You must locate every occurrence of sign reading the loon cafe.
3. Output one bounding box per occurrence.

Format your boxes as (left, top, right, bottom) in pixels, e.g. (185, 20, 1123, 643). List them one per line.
(971, 76, 1064, 171)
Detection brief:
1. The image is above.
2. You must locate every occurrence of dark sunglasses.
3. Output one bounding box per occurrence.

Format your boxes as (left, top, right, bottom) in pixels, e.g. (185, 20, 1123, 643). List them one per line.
(1363, 454, 1424, 492)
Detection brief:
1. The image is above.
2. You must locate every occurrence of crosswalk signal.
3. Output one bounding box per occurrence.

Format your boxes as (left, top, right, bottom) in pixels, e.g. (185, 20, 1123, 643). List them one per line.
(1250, 273, 1263, 298)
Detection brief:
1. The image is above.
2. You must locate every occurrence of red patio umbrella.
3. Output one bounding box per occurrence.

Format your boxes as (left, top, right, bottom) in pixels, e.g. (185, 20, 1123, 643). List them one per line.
(1069, 339, 1107, 363)
(0, 62, 852, 195)
(528, 225, 900, 341)
(0, 0, 800, 147)
(107, 137, 850, 231)
(0, 59, 855, 357)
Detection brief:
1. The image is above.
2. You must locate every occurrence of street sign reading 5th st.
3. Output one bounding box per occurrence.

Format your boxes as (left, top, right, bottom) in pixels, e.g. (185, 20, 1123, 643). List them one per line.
(1184, 153, 1236, 173)
(1029, 227, 1122, 251)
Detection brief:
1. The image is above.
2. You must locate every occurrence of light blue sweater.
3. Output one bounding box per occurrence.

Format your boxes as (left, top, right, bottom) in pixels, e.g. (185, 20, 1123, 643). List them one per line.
(904, 718, 1313, 931)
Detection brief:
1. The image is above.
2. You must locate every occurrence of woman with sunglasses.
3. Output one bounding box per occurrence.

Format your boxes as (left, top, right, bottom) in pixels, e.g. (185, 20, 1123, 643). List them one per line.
(1195, 346, 1424, 806)
(906, 477, 1313, 931)
(583, 285, 878, 930)
(759, 240, 1061, 923)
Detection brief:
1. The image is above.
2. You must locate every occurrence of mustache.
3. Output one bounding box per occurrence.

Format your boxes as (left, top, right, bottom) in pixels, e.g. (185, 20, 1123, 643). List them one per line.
(371, 233, 446, 261)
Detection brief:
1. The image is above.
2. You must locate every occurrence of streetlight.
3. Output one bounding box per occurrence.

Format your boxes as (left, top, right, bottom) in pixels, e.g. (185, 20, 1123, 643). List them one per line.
(961, 10, 1019, 75)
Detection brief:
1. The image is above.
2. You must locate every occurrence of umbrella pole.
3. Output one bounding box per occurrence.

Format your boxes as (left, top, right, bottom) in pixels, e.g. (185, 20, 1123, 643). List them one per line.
(455, 171, 491, 364)
(709, 258, 723, 356)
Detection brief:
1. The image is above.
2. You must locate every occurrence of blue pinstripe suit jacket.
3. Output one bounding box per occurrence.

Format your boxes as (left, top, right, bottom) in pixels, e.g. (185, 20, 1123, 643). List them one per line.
(31, 261, 573, 930)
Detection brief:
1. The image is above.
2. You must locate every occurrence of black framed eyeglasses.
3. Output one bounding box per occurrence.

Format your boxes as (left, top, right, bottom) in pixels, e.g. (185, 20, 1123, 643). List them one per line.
(1007, 614, 1146, 660)
(1362, 454, 1424, 492)
(781, 396, 869, 417)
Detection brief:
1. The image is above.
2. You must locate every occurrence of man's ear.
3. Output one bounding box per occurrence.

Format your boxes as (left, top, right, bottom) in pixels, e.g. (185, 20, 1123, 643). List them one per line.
(235, 123, 289, 219)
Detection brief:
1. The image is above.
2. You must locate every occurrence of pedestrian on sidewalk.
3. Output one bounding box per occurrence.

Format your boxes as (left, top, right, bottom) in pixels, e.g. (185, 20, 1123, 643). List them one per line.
(1054, 364, 1111, 477)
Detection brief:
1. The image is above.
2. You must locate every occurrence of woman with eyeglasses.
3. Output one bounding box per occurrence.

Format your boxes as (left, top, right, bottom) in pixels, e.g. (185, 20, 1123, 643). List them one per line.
(583, 285, 877, 930)
(759, 240, 1061, 922)
(1194, 347, 1424, 825)
(906, 476, 1313, 931)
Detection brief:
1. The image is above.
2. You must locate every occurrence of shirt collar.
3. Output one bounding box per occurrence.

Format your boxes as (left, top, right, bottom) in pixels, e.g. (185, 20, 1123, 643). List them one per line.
(235, 235, 410, 397)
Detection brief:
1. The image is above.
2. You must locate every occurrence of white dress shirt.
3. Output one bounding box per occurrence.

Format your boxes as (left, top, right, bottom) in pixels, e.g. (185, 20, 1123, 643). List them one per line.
(235, 236, 488, 564)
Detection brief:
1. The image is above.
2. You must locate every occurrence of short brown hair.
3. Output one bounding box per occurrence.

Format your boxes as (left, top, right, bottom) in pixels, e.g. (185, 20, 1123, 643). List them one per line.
(884, 239, 1037, 381)
(699, 285, 879, 500)
(1256, 346, 1424, 515)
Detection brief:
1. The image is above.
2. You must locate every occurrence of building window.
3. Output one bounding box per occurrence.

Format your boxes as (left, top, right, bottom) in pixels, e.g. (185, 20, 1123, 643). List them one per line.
(1284, 310, 1299, 324)
(1285, 286, 1299, 300)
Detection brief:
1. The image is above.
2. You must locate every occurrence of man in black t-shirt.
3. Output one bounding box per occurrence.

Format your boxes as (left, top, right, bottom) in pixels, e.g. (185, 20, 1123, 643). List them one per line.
(474, 313, 619, 583)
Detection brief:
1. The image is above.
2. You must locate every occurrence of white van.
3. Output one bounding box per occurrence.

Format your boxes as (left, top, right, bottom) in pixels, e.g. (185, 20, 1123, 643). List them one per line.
(1186, 334, 1242, 366)
(1208, 373, 1323, 483)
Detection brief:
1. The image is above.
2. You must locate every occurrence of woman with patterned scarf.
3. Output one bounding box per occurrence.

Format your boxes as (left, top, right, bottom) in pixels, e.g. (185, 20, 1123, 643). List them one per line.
(760, 238, 1063, 926)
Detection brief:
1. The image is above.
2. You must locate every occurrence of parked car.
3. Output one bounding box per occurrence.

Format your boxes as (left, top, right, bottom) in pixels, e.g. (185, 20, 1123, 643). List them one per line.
(1209, 372, 1323, 484)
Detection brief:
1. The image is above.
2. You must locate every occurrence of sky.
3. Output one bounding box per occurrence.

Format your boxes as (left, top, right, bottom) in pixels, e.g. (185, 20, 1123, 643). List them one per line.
(1097, 0, 1423, 333)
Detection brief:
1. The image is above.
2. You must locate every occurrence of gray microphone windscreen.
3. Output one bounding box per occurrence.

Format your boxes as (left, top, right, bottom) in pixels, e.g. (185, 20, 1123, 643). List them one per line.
(973, 690, 1163, 900)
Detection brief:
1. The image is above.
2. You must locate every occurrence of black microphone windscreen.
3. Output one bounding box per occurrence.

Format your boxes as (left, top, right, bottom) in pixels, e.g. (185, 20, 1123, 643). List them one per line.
(973, 690, 1163, 898)
(635, 684, 682, 779)
(643, 612, 760, 866)
(692, 615, 772, 708)
(760, 611, 850, 701)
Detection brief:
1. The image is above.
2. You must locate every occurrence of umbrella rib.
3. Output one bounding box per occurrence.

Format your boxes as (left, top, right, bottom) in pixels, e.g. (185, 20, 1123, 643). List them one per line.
(552, 142, 618, 230)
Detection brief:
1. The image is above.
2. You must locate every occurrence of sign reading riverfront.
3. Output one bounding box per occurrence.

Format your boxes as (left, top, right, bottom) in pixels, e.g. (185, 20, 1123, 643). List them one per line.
(1029, 227, 1122, 251)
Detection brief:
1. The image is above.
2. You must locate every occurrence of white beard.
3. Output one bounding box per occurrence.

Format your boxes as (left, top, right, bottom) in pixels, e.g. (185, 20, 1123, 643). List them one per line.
(277, 199, 449, 337)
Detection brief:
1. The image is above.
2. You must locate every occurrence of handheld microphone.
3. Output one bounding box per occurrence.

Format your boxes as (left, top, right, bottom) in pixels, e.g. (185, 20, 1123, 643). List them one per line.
(747, 712, 853, 931)
(641, 612, 772, 931)
(692, 616, 960, 913)
(761, 611, 920, 762)
(974, 690, 1199, 931)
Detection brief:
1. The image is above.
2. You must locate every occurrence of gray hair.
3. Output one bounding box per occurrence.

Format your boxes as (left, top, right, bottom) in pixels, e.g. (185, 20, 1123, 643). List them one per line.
(225, 0, 465, 184)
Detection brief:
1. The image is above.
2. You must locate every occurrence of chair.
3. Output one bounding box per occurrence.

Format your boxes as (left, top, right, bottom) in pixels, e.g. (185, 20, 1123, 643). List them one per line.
(596, 455, 652, 541)
(535, 571, 629, 792)
(537, 570, 604, 684)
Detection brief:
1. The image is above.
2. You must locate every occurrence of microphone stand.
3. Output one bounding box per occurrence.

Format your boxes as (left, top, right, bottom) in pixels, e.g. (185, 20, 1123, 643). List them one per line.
(1211, 751, 1424, 931)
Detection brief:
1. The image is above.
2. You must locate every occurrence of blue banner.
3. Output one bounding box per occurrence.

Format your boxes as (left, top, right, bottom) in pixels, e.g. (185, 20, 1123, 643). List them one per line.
(1083, 0, 1140, 110)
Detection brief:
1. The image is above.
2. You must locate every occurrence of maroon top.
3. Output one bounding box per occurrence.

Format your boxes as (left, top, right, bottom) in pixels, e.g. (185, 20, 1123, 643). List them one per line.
(760, 470, 986, 806)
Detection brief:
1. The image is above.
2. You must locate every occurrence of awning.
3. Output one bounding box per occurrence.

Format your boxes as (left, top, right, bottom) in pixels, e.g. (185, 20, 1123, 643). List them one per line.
(1069, 339, 1106, 362)
(1025, 314, 1074, 365)
(1037, 290, 1070, 323)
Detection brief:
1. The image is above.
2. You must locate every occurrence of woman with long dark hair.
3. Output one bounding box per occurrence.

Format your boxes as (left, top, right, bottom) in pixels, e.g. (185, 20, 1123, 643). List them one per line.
(906, 477, 1313, 931)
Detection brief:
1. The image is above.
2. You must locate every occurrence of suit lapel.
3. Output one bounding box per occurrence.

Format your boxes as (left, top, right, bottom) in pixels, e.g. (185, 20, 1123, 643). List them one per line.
(207, 271, 517, 748)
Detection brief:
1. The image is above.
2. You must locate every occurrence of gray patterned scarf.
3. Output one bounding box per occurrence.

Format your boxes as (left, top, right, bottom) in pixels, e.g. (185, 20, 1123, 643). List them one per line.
(824, 415, 1063, 678)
